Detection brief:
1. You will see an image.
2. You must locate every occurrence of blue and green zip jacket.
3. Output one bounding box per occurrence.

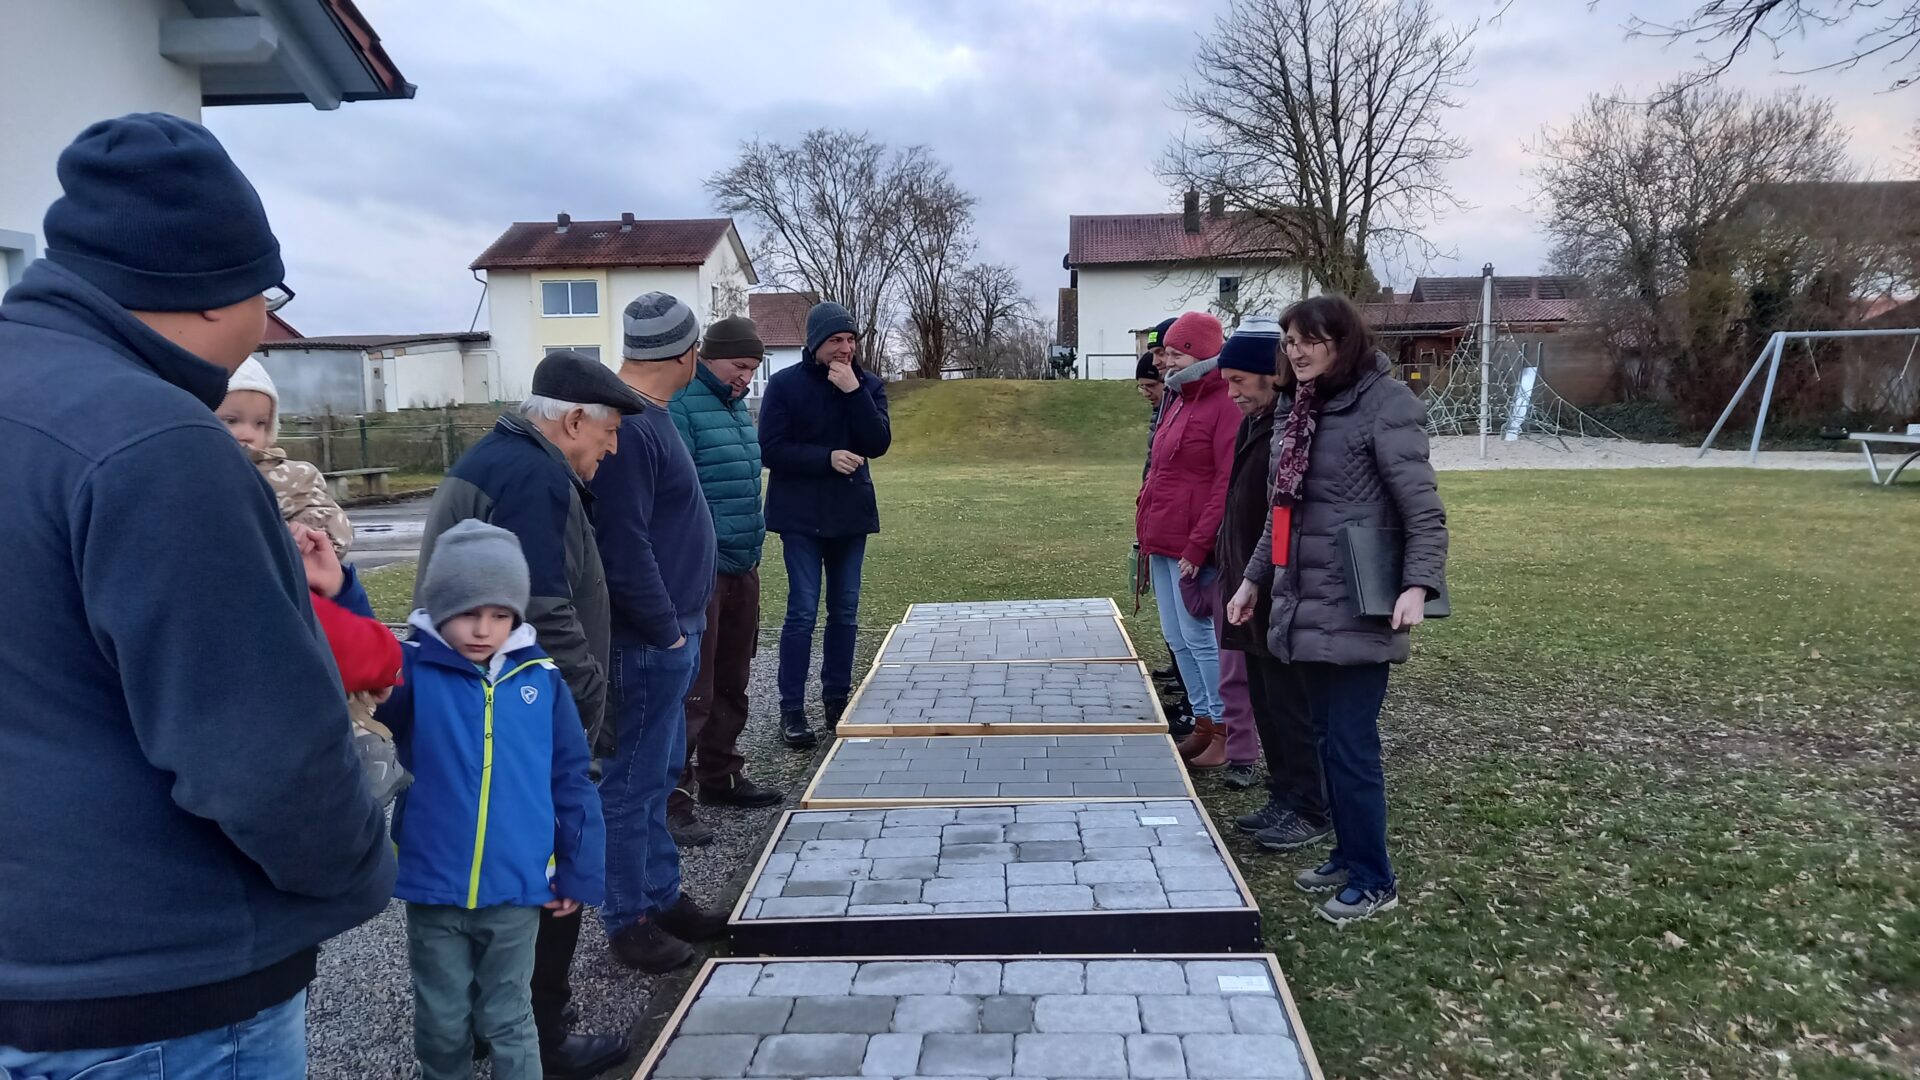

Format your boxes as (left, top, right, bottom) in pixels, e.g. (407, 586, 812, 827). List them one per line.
(669, 364, 766, 574)
(377, 613, 606, 909)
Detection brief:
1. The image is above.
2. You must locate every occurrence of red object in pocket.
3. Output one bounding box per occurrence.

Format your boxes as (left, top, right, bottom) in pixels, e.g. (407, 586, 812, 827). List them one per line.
(1270, 504, 1292, 566)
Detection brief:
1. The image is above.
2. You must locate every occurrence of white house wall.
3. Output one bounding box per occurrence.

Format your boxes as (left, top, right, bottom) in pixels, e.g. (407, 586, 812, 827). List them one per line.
(374, 341, 466, 411)
(0, 0, 203, 287)
(1075, 262, 1308, 380)
(253, 348, 365, 417)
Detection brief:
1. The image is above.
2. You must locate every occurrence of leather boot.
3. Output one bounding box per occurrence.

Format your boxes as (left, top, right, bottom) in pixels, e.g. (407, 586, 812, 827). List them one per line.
(1187, 725, 1228, 770)
(781, 710, 817, 749)
(824, 697, 849, 732)
(1177, 715, 1216, 760)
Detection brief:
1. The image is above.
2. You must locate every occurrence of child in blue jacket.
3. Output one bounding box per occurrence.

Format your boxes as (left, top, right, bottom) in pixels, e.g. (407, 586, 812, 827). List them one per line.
(378, 519, 606, 1080)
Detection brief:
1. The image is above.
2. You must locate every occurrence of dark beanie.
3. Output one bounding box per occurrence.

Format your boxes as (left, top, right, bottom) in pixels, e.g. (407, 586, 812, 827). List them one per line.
(702, 316, 765, 360)
(1135, 352, 1161, 381)
(1147, 316, 1177, 348)
(1217, 314, 1281, 375)
(805, 301, 859, 355)
(43, 113, 284, 312)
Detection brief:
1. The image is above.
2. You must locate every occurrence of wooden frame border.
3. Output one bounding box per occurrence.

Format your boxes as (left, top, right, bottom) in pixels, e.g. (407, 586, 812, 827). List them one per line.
(630, 953, 1325, 1080)
(873, 614, 1140, 666)
(799, 732, 1199, 809)
(835, 659, 1168, 737)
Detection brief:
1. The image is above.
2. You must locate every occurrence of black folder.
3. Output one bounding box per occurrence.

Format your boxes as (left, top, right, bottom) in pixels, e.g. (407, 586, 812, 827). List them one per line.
(1336, 526, 1450, 620)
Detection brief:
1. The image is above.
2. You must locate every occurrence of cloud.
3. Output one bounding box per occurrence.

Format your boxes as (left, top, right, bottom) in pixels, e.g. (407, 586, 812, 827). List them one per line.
(202, 0, 1917, 337)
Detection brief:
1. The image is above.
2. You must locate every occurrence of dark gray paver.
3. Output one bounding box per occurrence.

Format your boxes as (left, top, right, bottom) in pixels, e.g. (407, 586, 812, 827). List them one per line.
(807, 736, 1187, 805)
(878, 616, 1134, 663)
(846, 661, 1161, 731)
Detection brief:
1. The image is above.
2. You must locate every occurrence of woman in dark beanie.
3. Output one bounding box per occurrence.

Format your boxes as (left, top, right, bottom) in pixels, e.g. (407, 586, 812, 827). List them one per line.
(1227, 295, 1447, 925)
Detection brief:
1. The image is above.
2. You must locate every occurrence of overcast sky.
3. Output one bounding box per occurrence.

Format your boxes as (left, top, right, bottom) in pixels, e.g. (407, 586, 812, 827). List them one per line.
(203, 0, 1918, 337)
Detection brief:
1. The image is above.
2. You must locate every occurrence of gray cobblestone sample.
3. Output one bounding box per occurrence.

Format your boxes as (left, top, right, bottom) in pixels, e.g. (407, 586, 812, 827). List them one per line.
(904, 597, 1116, 622)
(806, 735, 1191, 804)
(641, 957, 1313, 1079)
(877, 616, 1134, 663)
(737, 800, 1244, 920)
(844, 662, 1163, 732)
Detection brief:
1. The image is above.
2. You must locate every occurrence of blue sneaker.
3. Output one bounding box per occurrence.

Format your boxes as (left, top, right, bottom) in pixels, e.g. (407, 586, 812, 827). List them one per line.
(1316, 884, 1399, 925)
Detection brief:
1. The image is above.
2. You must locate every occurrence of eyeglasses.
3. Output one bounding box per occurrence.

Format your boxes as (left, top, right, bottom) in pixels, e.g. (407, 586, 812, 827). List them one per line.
(264, 284, 295, 313)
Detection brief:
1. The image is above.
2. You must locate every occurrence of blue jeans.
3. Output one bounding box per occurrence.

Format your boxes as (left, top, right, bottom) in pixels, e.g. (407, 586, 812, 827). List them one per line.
(1296, 661, 1395, 892)
(777, 533, 867, 714)
(600, 631, 702, 935)
(0, 991, 305, 1080)
(1148, 554, 1223, 719)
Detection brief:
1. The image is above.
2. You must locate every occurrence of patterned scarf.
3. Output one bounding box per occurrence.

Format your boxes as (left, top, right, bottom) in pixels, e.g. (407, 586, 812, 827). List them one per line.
(1270, 377, 1320, 505)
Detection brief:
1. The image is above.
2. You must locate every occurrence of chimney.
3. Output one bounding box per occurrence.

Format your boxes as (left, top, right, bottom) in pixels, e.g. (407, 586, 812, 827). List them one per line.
(1380, 286, 1394, 303)
(620, 212, 635, 232)
(1182, 190, 1201, 234)
(555, 212, 571, 234)
(1208, 193, 1225, 218)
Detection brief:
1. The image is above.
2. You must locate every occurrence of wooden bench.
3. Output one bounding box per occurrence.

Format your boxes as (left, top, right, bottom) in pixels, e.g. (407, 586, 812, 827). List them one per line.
(1845, 432, 1920, 486)
(323, 467, 394, 501)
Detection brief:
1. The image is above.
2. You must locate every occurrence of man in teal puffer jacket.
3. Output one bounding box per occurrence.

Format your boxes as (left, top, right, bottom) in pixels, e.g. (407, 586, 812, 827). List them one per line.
(665, 316, 785, 845)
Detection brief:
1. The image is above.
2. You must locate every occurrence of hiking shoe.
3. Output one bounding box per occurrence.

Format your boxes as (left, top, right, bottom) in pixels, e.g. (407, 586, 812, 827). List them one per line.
(540, 1033, 630, 1080)
(1317, 884, 1399, 925)
(667, 802, 715, 848)
(1234, 799, 1289, 834)
(781, 710, 817, 749)
(700, 775, 784, 809)
(655, 894, 729, 942)
(1221, 763, 1258, 789)
(1256, 814, 1334, 852)
(1293, 860, 1350, 894)
(609, 921, 695, 973)
(824, 697, 849, 732)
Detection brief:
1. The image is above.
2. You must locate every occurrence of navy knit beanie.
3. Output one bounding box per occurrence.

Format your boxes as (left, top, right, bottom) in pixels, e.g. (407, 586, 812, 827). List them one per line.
(805, 301, 859, 356)
(1148, 316, 1177, 348)
(1217, 314, 1281, 375)
(43, 113, 284, 312)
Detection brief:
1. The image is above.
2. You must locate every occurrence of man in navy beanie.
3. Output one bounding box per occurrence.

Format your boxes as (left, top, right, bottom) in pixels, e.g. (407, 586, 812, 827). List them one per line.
(0, 115, 393, 1077)
(757, 301, 892, 747)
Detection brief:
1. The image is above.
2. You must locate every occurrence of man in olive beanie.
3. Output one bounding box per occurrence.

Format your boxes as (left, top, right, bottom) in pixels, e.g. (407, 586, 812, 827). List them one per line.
(664, 316, 783, 850)
(0, 114, 390, 1077)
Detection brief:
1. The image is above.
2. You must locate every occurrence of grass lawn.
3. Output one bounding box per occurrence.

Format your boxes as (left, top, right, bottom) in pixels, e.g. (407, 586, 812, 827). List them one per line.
(365, 381, 1919, 1077)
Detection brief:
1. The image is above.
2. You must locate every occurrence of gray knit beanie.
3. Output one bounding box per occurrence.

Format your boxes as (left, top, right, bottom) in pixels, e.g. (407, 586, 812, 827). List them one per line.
(420, 519, 530, 627)
(622, 291, 700, 361)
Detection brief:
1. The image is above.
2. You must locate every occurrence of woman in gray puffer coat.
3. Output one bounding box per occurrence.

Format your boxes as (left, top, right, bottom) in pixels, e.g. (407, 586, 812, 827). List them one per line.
(1227, 295, 1447, 926)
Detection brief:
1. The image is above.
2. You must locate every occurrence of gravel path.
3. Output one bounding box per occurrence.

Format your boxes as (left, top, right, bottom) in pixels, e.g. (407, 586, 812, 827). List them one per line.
(1428, 434, 1887, 472)
(305, 633, 879, 1079)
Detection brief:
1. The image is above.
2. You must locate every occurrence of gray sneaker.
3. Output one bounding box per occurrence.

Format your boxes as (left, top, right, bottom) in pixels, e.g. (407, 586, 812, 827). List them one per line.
(1293, 860, 1349, 894)
(1317, 885, 1398, 925)
(1234, 799, 1289, 834)
(1255, 814, 1333, 852)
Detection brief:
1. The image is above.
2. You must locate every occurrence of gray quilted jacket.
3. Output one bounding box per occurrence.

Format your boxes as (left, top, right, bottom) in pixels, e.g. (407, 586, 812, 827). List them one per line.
(1245, 353, 1448, 664)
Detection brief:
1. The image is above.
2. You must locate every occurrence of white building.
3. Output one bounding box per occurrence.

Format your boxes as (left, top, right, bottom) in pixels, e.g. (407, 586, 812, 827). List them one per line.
(254, 332, 496, 415)
(1063, 194, 1311, 380)
(0, 0, 412, 290)
(471, 215, 757, 401)
(746, 289, 814, 401)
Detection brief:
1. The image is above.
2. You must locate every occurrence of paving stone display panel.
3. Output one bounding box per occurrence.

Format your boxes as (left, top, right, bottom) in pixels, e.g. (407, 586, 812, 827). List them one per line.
(839, 661, 1164, 736)
(876, 616, 1136, 664)
(904, 597, 1119, 622)
(802, 735, 1190, 807)
(636, 955, 1321, 1080)
(728, 799, 1258, 955)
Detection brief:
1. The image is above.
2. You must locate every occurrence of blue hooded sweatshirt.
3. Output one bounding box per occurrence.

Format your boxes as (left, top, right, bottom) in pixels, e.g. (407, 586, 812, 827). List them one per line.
(378, 613, 606, 909)
(0, 261, 394, 1051)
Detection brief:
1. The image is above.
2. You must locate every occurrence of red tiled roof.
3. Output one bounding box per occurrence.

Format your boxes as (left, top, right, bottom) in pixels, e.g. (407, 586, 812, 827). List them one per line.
(261, 312, 303, 342)
(472, 218, 736, 271)
(1067, 212, 1297, 267)
(748, 291, 817, 348)
(1408, 276, 1581, 303)
(1358, 298, 1580, 331)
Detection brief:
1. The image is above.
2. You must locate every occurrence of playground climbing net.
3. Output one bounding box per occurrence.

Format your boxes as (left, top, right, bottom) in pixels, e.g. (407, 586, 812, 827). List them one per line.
(1422, 319, 1628, 449)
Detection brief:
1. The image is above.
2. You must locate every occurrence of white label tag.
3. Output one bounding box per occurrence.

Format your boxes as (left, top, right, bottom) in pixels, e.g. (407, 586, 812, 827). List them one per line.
(1218, 975, 1272, 994)
(847, 738, 871, 743)
(1139, 816, 1178, 825)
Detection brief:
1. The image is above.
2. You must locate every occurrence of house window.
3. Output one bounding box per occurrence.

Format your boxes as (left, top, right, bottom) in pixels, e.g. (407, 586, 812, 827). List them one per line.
(1218, 275, 1240, 309)
(545, 345, 601, 363)
(541, 280, 598, 317)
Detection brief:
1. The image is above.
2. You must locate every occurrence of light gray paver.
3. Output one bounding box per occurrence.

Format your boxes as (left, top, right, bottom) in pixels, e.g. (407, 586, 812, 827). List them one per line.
(861, 1032, 923, 1076)
(1012, 1032, 1128, 1077)
(751, 962, 858, 997)
(848, 661, 1158, 730)
(1140, 995, 1234, 1034)
(904, 598, 1113, 622)
(1000, 961, 1083, 995)
(1181, 1033, 1307, 1079)
(746, 1033, 868, 1077)
(653, 1033, 760, 1077)
(1127, 1032, 1190, 1078)
(917, 1032, 1014, 1076)
(878, 616, 1133, 663)
(851, 961, 956, 996)
(1032, 994, 1141, 1033)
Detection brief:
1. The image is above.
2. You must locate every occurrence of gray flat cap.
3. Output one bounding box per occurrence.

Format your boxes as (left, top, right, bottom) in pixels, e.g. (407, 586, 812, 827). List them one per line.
(530, 349, 648, 413)
(622, 291, 700, 361)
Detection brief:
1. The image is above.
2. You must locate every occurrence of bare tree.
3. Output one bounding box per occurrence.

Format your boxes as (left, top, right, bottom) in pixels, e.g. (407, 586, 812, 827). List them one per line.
(1165, 0, 1475, 296)
(707, 129, 924, 365)
(898, 166, 976, 379)
(1619, 1, 1920, 93)
(1533, 82, 1850, 414)
(952, 263, 1034, 371)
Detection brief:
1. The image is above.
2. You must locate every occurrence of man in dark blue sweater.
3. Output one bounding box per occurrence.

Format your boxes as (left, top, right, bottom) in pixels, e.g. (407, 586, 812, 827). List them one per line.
(0, 116, 391, 1076)
(588, 291, 727, 974)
